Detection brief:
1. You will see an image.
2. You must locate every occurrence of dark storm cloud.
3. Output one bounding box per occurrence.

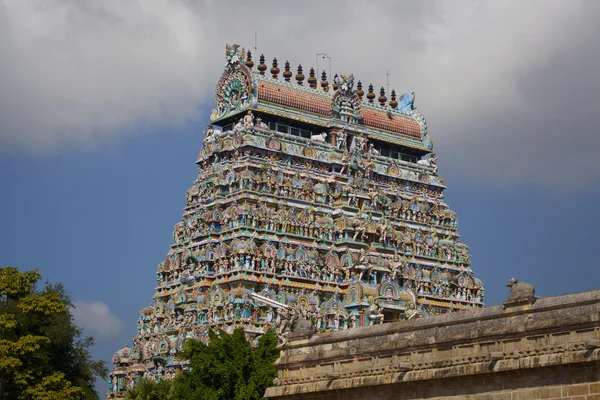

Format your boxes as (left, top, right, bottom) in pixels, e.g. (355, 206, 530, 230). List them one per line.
(0, 0, 598, 189)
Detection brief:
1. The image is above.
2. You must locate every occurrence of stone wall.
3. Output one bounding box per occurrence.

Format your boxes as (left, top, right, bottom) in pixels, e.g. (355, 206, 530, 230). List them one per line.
(265, 289, 600, 399)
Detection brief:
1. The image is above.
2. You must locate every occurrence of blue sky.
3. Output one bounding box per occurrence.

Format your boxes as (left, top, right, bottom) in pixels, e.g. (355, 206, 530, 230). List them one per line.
(1, 1, 599, 397)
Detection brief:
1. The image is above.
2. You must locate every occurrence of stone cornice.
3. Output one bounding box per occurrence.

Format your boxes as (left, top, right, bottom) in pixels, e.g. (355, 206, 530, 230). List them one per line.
(266, 289, 600, 398)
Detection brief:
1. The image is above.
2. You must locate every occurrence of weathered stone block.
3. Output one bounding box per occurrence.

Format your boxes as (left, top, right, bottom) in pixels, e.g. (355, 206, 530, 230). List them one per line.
(533, 386, 562, 399)
(567, 383, 589, 396)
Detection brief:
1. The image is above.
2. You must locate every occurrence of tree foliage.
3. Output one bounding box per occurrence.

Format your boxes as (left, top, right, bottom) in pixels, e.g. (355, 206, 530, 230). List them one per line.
(125, 378, 173, 400)
(171, 328, 279, 400)
(0, 267, 107, 400)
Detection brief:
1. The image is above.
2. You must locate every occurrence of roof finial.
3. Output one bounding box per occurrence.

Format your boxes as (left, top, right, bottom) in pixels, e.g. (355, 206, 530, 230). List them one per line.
(320, 70, 329, 92)
(283, 61, 292, 82)
(367, 84, 375, 103)
(332, 74, 339, 91)
(390, 89, 398, 109)
(257, 54, 267, 75)
(357, 81, 364, 99)
(245, 50, 254, 69)
(271, 58, 280, 79)
(296, 64, 305, 86)
(379, 87, 387, 107)
(308, 67, 317, 89)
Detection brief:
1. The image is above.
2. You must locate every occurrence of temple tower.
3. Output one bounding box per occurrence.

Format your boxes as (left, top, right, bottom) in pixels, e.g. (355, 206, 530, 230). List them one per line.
(108, 43, 484, 397)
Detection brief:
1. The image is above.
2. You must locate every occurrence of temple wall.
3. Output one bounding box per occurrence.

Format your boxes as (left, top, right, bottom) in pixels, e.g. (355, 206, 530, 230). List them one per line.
(265, 290, 600, 399)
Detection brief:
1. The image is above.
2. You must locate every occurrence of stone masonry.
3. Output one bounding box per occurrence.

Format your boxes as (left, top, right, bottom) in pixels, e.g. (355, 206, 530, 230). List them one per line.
(265, 288, 600, 400)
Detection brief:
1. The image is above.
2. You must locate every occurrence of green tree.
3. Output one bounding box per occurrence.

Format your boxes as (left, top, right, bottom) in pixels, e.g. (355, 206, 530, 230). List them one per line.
(0, 267, 107, 400)
(171, 328, 279, 400)
(125, 378, 173, 400)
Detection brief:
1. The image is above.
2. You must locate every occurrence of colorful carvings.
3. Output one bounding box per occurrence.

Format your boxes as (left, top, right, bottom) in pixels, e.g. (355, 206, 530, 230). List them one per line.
(108, 44, 484, 397)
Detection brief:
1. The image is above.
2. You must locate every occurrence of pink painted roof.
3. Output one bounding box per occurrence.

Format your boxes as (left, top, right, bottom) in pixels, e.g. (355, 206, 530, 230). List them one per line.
(257, 79, 421, 139)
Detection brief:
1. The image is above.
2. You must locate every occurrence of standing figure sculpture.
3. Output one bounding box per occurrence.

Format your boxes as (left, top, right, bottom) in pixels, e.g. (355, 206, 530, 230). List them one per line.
(243, 111, 255, 131)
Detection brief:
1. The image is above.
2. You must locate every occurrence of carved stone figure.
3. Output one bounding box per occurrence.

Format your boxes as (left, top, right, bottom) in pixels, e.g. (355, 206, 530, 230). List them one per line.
(417, 154, 438, 174)
(256, 117, 269, 129)
(369, 143, 380, 156)
(233, 119, 244, 134)
(310, 132, 327, 142)
(368, 303, 384, 325)
(506, 278, 536, 303)
(243, 111, 255, 131)
(337, 130, 347, 149)
(225, 43, 245, 68)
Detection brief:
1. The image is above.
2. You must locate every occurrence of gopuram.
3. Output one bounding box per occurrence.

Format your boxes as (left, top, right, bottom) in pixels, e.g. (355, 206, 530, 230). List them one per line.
(108, 43, 484, 396)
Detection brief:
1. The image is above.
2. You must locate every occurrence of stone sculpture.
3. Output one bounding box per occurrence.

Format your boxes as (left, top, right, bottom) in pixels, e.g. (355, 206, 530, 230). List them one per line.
(506, 278, 536, 304)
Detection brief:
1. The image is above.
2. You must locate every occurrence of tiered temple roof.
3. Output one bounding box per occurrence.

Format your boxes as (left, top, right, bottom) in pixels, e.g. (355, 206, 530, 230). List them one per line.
(108, 43, 483, 397)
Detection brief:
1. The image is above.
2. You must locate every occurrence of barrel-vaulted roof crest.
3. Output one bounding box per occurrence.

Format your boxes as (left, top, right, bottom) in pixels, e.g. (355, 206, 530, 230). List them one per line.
(211, 43, 432, 151)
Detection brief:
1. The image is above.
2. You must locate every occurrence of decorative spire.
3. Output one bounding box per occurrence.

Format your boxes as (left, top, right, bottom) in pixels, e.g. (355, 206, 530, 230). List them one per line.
(283, 61, 292, 82)
(367, 84, 375, 103)
(271, 58, 280, 79)
(379, 87, 387, 107)
(245, 50, 254, 69)
(257, 54, 267, 75)
(295, 64, 304, 85)
(332, 74, 339, 91)
(356, 81, 364, 99)
(308, 67, 317, 88)
(320, 70, 329, 92)
(390, 89, 398, 109)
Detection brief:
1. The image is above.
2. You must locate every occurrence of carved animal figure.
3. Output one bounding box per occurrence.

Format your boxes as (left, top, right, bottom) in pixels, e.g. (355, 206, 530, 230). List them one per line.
(417, 155, 436, 167)
(255, 117, 269, 129)
(416, 155, 438, 173)
(293, 316, 315, 336)
(310, 132, 327, 142)
(506, 278, 535, 302)
(369, 143, 380, 156)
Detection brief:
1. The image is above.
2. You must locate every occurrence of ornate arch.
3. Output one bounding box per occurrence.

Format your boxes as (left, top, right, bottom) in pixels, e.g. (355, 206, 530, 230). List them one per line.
(325, 250, 340, 268)
(331, 74, 362, 124)
(379, 281, 400, 299)
(340, 252, 354, 268)
(262, 242, 277, 259)
(346, 283, 363, 305)
(211, 44, 257, 122)
(295, 246, 308, 262)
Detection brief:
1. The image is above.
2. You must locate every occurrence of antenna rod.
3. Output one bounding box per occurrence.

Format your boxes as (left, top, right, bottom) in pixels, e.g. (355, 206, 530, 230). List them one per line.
(316, 52, 332, 82)
(386, 70, 390, 94)
(254, 33, 257, 72)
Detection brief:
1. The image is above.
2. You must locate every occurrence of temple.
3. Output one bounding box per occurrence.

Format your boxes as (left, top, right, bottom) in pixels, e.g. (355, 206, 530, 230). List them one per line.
(108, 43, 484, 396)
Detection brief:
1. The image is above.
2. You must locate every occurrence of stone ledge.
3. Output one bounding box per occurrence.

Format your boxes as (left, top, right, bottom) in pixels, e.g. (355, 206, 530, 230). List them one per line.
(276, 306, 600, 367)
(281, 289, 600, 352)
(266, 289, 600, 399)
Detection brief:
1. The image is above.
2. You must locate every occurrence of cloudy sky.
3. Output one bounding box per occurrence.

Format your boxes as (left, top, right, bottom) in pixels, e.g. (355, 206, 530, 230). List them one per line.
(1, 0, 599, 397)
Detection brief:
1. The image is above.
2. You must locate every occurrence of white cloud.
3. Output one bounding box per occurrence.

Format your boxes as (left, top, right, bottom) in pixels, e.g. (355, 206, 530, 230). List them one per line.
(72, 300, 123, 340)
(0, 0, 599, 189)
